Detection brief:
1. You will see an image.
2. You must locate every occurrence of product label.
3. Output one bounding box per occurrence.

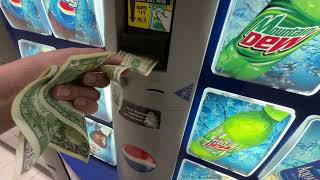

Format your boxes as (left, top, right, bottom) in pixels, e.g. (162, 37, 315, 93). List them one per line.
(280, 160, 320, 180)
(119, 100, 161, 129)
(128, 0, 174, 32)
(200, 126, 243, 153)
(60, 0, 78, 8)
(239, 14, 319, 55)
(58, 0, 79, 17)
(136, 0, 169, 5)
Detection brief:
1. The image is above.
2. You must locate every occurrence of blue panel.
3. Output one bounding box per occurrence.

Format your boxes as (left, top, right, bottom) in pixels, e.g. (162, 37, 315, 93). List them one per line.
(62, 154, 118, 180)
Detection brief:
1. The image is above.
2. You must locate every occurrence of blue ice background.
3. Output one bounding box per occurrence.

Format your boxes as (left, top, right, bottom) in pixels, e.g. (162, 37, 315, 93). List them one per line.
(93, 88, 110, 122)
(2, 0, 51, 34)
(216, 0, 320, 93)
(19, 41, 55, 57)
(48, 0, 102, 46)
(188, 92, 291, 175)
(272, 120, 320, 172)
(75, 0, 102, 46)
(86, 118, 116, 166)
(177, 160, 232, 180)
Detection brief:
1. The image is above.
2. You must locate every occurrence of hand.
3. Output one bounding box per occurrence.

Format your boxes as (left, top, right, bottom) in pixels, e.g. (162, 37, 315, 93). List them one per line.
(51, 51, 122, 114)
(0, 48, 122, 134)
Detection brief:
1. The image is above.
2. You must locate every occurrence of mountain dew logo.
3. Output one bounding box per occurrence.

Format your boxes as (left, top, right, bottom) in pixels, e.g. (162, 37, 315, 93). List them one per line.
(202, 137, 232, 150)
(239, 14, 319, 55)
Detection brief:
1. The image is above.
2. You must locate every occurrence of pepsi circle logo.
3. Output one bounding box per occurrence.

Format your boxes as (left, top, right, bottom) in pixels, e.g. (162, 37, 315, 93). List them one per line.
(122, 144, 156, 173)
(9, 0, 21, 8)
(58, 0, 77, 17)
(55, 0, 79, 29)
(8, 0, 22, 13)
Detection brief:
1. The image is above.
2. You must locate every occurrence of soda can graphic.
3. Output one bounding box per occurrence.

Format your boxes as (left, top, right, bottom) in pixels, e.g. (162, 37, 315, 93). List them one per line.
(187, 88, 295, 176)
(7, 0, 24, 19)
(121, 144, 157, 173)
(42, 0, 105, 47)
(53, 0, 78, 30)
(211, 0, 320, 95)
(0, 0, 52, 35)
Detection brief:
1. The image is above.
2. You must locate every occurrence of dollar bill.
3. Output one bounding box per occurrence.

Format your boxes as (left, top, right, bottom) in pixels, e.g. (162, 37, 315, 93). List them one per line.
(15, 134, 35, 180)
(38, 52, 114, 161)
(49, 124, 90, 161)
(12, 51, 158, 177)
(101, 65, 129, 83)
(118, 51, 158, 76)
(11, 66, 60, 176)
(110, 81, 124, 110)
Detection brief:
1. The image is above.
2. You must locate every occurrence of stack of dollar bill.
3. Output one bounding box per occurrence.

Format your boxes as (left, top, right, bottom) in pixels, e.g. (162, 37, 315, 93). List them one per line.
(11, 51, 157, 178)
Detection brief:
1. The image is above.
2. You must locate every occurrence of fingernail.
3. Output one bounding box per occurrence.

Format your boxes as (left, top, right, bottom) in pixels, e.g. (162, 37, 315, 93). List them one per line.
(84, 74, 97, 86)
(57, 87, 71, 97)
(75, 98, 88, 107)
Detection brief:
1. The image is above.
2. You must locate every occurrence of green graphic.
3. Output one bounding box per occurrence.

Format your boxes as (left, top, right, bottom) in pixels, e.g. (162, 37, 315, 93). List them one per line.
(216, 0, 320, 80)
(132, 58, 141, 68)
(151, 4, 166, 32)
(189, 105, 289, 161)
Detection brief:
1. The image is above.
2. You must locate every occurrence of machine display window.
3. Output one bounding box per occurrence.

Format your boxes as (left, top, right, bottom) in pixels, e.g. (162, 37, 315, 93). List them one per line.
(261, 115, 320, 180)
(186, 88, 295, 176)
(210, 0, 320, 96)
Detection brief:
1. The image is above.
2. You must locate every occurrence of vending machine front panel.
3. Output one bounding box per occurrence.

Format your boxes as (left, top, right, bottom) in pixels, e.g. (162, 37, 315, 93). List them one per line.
(172, 0, 320, 179)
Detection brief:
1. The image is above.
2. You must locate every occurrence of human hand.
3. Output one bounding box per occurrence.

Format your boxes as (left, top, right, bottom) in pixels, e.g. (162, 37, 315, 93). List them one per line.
(48, 48, 122, 114)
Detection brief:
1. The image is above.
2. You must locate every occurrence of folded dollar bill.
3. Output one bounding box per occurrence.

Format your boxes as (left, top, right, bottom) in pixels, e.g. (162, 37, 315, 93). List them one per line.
(11, 51, 158, 178)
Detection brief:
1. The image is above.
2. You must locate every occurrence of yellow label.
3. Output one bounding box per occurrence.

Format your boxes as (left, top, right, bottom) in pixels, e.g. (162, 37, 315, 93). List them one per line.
(128, 0, 174, 31)
(128, 1, 151, 29)
(166, 0, 174, 12)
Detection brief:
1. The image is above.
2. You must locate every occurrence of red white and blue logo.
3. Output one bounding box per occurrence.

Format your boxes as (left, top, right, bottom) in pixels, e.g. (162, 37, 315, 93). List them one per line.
(8, 0, 21, 8)
(58, 0, 77, 17)
(122, 144, 157, 173)
(55, 0, 78, 29)
(8, 0, 23, 15)
(6, 0, 23, 20)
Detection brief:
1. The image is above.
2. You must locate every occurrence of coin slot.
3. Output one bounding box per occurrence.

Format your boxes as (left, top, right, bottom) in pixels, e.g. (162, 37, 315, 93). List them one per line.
(146, 89, 165, 94)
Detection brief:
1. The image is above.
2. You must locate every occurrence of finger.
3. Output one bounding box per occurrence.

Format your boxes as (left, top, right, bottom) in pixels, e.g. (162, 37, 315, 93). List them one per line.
(73, 97, 98, 114)
(37, 48, 105, 65)
(104, 55, 122, 65)
(56, 48, 105, 57)
(81, 72, 110, 88)
(92, 55, 123, 72)
(52, 84, 100, 101)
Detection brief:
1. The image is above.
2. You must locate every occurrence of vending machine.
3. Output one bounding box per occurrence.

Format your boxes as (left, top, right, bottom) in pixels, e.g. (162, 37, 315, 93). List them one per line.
(1, 0, 319, 180)
(171, 0, 320, 180)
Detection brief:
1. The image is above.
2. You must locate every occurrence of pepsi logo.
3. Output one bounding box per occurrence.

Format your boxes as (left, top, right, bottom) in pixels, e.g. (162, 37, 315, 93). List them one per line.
(122, 144, 156, 173)
(58, 0, 78, 16)
(9, 0, 22, 8)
